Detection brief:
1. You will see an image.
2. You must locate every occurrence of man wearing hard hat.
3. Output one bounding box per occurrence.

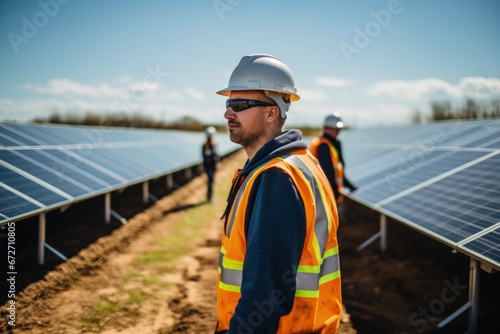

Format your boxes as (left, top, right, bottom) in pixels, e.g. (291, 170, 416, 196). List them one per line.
(202, 126, 218, 202)
(310, 113, 357, 205)
(214, 54, 342, 333)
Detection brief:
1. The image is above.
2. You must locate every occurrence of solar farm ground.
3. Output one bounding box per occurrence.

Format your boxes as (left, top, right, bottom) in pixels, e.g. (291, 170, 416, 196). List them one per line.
(1, 149, 498, 333)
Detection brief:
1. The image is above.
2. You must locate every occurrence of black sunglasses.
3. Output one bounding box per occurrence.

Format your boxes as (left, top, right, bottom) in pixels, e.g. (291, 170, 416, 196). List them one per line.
(226, 99, 276, 112)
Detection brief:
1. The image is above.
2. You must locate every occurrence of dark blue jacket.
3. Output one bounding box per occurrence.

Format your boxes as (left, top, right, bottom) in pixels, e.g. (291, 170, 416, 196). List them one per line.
(222, 130, 308, 333)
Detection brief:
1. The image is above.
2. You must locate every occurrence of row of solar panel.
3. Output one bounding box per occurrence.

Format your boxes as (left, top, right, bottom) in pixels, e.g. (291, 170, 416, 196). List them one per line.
(0, 122, 240, 224)
(339, 119, 500, 270)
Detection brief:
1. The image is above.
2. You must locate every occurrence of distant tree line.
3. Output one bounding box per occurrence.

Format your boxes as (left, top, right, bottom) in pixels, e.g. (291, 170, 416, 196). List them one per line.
(32, 111, 226, 133)
(32, 111, 321, 134)
(33, 98, 498, 132)
(413, 98, 500, 123)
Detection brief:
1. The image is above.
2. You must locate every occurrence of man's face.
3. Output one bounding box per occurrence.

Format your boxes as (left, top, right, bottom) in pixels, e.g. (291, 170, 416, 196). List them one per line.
(325, 127, 340, 139)
(224, 90, 268, 146)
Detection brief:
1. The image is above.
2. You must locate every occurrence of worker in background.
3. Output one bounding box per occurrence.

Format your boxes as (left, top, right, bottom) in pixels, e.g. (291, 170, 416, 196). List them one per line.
(202, 126, 218, 202)
(310, 113, 357, 206)
(214, 54, 342, 333)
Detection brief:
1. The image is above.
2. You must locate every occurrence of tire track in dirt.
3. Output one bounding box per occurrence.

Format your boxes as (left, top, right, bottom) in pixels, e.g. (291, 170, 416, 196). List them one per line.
(166, 240, 220, 333)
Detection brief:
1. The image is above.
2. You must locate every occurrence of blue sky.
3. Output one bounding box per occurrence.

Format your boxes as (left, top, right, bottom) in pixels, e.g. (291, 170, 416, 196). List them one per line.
(1, 0, 499, 128)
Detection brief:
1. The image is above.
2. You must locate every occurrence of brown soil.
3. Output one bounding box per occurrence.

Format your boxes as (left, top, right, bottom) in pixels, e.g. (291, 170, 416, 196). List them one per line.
(1, 149, 498, 334)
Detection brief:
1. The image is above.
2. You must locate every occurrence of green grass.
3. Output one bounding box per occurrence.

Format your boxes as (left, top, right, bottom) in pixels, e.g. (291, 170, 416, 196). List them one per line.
(79, 161, 238, 330)
(81, 290, 149, 328)
(135, 176, 229, 269)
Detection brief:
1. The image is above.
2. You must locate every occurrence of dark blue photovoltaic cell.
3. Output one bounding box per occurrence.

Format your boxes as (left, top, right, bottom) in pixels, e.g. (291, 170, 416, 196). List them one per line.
(0, 165, 68, 206)
(0, 188, 41, 219)
(0, 150, 100, 197)
(431, 124, 487, 147)
(329, 120, 500, 269)
(5, 123, 99, 146)
(462, 227, 500, 265)
(463, 131, 500, 148)
(0, 124, 41, 146)
(121, 146, 173, 171)
(381, 154, 500, 243)
(0, 134, 21, 146)
(48, 149, 124, 187)
(87, 148, 153, 180)
(0, 122, 241, 225)
(353, 150, 488, 205)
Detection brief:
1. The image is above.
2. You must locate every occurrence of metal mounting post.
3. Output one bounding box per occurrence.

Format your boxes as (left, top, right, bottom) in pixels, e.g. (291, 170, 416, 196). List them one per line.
(38, 213, 68, 264)
(105, 192, 111, 224)
(111, 210, 127, 224)
(437, 258, 480, 333)
(166, 174, 173, 190)
(105, 192, 127, 224)
(185, 167, 192, 180)
(149, 192, 159, 202)
(45, 243, 68, 261)
(38, 213, 46, 265)
(142, 181, 149, 203)
(380, 213, 387, 252)
(358, 213, 387, 252)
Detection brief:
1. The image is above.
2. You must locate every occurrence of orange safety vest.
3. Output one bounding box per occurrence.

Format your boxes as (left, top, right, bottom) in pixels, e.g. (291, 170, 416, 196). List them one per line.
(309, 137, 344, 203)
(216, 149, 342, 333)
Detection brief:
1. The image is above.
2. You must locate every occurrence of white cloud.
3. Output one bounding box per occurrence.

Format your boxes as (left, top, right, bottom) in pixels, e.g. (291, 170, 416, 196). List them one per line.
(457, 77, 500, 98)
(155, 88, 184, 102)
(367, 77, 500, 100)
(297, 88, 329, 101)
(116, 75, 132, 84)
(184, 86, 205, 100)
(314, 77, 356, 88)
(368, 78, 460, 100)
(22, 78, 124, 99)
(4, 76, 499, 127)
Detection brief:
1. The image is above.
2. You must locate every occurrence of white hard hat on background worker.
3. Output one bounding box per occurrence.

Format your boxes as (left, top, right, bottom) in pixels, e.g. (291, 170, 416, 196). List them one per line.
(205, 126, 216, 138)
(216, 54, 300, 118)
(324, 112, 345, 129)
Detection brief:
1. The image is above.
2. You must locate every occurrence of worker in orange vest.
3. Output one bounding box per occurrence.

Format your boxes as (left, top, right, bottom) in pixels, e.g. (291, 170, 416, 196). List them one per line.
(214, 54, 342, 333)
(310, 113, 357, 205)
(202, 126, 219, 202)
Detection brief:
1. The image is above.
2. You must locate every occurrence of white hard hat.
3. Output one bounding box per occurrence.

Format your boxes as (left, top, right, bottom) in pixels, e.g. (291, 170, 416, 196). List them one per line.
(217, 54, 300, 118)
(324, 113, 345, 129)
(206, 126, 216, 137)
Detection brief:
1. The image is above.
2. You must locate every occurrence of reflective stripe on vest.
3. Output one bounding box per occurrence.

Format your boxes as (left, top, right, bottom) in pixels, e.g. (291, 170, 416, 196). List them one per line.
(310, 137, 344, 194)
(218, 153, 340, 297)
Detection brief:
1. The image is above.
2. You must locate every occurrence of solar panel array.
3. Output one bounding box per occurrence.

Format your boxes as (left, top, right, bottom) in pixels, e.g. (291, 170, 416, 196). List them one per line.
(337, 119, 500, 271)
(0, 122, 239, 225)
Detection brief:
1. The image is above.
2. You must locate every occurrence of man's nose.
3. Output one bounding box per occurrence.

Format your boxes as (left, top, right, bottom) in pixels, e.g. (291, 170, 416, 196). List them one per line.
(224, 108, 235, 119)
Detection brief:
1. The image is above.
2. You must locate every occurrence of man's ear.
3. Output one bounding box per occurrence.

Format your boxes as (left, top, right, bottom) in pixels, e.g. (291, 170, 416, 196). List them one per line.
(266, 106, 280, 122)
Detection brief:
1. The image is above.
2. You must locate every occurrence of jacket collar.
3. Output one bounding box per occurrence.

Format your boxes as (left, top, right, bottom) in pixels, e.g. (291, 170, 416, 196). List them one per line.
(240, 129, 306, 176)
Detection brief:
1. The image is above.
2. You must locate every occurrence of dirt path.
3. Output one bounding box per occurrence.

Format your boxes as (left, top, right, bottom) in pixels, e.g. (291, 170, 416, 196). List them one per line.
(1, 149, 356, 334)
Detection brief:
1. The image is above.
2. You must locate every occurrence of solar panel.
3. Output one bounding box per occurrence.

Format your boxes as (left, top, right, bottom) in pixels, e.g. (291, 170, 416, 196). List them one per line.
(458, 225, 500, 267)
(336, 119, 500, 270)
(0, 122, 239, 225)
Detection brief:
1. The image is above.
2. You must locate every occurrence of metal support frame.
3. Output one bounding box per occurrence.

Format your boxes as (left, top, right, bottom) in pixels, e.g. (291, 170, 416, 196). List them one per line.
(352, 200, 485, 332)
(104, 192, 127, 224)
(38, 214, 45, 265)
(380, 213, 387, 252)
(45, 243, 68, 261)
(358, 213, 387, 252)
(437, 258, 480, 333)
(149, 192, 159, 202)
(142, 181, 149, 203)
(105, 192, 111, 224)
(38, 213, 68, 265)
(185, 167, 192, 180)
(111, 210, 127, 224)
(166, 174, 173, 190)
